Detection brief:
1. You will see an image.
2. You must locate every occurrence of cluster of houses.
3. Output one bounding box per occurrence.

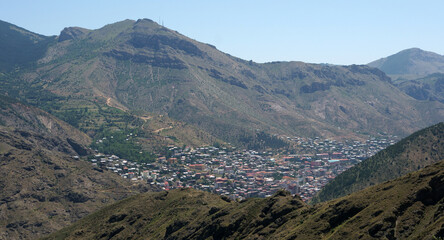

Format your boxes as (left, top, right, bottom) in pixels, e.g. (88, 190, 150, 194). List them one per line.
(89, 135, 397, 201)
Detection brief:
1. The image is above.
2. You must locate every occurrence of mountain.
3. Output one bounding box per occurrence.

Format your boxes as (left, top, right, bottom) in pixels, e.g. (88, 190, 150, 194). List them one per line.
(1, 19, 443, 147)
(0, 19, 228, 150)
(395, 73, 444, 103)
(0, 96, 153, 239)
(43, 159, 444, 239)
(0, 20, 55, 72)
(368, 48, 444, 81)
(312, 122, 444, 203)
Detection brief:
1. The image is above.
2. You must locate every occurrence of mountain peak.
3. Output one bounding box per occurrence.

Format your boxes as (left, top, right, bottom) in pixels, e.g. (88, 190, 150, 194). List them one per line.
(58, 27, 91, 42)
(2, 19, 444, 144)
(400, 47, 422, 53)
(135, 18, 157, 24)
(131, 18, 171, 35)
(397, 47, 442, 59)
(368, 48, 444, 80)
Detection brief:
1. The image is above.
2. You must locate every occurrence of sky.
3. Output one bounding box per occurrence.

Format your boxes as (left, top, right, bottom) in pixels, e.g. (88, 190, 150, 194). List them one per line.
(1, 0, 443, 65)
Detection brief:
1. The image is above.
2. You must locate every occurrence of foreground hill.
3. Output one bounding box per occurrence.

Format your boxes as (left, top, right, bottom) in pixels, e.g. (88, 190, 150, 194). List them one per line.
(1, 19, 443, 146)
(44, 158, 444, 239)
(0, 96, 152, 239)
(312, 122, 444, 203)
(368, 48, 444, 81)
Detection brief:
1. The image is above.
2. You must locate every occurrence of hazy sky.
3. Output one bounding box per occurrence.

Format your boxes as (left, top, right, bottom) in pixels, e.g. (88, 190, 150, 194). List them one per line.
(1, 0, 443, 65)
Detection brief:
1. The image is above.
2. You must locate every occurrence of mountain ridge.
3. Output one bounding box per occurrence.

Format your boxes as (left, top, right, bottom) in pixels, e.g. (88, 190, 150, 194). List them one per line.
(0, 20, 55, 71)
(1, 19, 443, 147)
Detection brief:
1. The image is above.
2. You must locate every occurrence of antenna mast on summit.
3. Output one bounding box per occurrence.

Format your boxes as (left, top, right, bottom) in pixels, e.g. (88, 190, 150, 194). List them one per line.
(158, 17, 164, 26)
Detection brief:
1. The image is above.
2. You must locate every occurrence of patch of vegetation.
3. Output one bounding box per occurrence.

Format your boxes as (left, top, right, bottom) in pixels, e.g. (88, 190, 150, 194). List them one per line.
(91, 129, 156, 163)
(239, 131, 289, 150)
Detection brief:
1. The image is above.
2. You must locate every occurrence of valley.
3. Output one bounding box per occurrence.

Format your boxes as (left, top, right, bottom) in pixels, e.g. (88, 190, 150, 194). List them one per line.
(87, 134, 396, 202)
(0, 15, 443, 239)
(44, 156, 444, 240)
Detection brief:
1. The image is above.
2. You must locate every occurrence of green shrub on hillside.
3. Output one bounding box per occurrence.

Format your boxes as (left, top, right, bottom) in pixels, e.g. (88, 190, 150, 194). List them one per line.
(91, 129, 155, 163)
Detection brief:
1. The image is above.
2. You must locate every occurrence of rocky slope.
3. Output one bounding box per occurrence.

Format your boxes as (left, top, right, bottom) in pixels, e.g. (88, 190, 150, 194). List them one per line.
(44, 159, 444, 239)
(0, 95, 90, 148)
(312, 122, 444, 203)
(395, 73, 444, 103)
(1, 19, 443, 146)
(0, 96, 153, 239)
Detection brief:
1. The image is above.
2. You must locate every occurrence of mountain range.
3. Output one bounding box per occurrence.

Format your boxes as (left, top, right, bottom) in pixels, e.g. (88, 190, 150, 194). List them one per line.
(0, 19, 443, 150)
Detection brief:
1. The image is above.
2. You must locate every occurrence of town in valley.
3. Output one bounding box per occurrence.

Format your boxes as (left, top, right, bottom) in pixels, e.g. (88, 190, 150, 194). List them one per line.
(86, 134, 398, 201)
